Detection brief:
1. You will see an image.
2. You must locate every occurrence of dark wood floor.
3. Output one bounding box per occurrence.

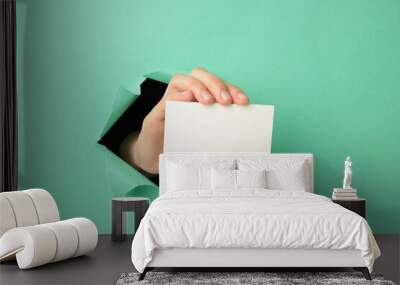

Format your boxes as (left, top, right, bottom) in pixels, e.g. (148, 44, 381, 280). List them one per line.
(0, 235, 133, 285)
(374, 234, 400, 284)
(0, 235, 399, 285)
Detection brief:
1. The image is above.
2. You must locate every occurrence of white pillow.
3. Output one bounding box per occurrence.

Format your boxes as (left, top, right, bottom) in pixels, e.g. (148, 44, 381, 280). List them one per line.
(167, 163, 210, 191)
(166, 159, 235, 191)
(266, 167, 307, 191)
(236, 169, 267, 189)
(211, 169, 267, 190)
(237, 159, 308, 191)
(211, 168, 236, 190)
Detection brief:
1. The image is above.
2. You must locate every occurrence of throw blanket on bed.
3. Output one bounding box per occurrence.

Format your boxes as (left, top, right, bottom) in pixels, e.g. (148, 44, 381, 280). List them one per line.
(131, 190, 380, 272)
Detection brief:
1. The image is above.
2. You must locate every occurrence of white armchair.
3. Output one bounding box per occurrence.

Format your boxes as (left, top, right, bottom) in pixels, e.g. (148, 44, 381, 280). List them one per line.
(0, 189, 98, 269)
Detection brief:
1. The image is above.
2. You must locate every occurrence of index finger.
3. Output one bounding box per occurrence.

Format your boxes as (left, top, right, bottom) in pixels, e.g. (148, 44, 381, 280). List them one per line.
(168, 73, 215, 105)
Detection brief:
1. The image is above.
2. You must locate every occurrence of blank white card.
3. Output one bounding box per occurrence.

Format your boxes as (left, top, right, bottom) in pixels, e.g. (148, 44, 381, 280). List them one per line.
(164, 101, 274, 153)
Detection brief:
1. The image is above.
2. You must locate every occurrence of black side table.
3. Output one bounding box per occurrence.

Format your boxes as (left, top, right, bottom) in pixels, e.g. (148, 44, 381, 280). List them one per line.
(332, 198, 366, 218)
(112, 197, 149, 242)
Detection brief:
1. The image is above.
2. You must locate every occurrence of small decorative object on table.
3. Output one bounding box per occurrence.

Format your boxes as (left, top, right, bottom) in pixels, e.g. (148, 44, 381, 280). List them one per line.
(332, 156, 366, 218)
(112, 197, 149, 242)
(332, 156, 358, 200)
(342, 156, 353, 190)
(332, 187, 358, 200)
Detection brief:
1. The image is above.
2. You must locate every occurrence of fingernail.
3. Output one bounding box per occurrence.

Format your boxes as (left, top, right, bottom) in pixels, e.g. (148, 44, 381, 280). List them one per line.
(237, 92, 247, 100)
(220, 90, 231, 101)
(200, 90, 212, 101)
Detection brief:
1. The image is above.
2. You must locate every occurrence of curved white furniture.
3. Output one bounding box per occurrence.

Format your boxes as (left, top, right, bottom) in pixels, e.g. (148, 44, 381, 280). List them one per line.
(0, 189, 98, 269)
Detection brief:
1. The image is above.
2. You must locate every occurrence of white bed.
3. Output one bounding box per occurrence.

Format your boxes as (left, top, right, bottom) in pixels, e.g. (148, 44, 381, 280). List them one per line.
(131, 153, 380, 280)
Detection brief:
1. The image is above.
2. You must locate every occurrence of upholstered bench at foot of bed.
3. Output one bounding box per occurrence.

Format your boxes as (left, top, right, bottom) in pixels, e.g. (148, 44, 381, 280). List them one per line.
(0, 218, 98, 269)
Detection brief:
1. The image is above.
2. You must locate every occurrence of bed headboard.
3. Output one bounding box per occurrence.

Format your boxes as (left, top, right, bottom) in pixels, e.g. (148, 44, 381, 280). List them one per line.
(159, 153, 314, 195)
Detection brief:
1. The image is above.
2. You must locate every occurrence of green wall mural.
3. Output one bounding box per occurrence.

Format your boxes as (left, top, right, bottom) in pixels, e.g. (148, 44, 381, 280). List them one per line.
(17, 0, 400, 234)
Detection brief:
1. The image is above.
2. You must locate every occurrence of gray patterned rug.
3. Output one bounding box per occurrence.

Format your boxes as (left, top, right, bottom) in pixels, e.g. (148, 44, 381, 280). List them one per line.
(116, 272, 396, 285)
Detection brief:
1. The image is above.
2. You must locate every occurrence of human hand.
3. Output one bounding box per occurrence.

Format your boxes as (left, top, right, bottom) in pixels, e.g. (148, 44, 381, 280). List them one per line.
(120, 67, 249, 174)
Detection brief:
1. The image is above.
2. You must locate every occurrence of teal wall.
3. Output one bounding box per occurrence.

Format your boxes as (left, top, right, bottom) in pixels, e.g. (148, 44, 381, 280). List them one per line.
(17, 0, 400, 234)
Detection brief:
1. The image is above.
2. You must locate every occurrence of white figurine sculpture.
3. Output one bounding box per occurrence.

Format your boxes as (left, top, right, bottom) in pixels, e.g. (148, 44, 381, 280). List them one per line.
(343, 156, 352, 189)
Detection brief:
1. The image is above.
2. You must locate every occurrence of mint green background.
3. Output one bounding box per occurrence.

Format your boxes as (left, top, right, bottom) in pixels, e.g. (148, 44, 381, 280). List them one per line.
(16, 0, 400, 234)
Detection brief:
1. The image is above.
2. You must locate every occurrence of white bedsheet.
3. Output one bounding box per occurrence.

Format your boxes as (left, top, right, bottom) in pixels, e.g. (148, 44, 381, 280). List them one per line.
(131, 190, 380, 273)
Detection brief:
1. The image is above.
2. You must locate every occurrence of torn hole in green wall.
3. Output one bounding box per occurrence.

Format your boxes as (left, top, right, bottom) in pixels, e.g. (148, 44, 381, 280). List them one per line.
(98, 72, 170, 196)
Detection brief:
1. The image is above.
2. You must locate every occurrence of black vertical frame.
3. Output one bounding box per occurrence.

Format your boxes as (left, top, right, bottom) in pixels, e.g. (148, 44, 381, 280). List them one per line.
(0, 0, 18, 192)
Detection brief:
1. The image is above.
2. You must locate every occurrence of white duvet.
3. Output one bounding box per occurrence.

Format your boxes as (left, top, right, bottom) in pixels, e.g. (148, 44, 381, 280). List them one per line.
(131, 190, 380, 273)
